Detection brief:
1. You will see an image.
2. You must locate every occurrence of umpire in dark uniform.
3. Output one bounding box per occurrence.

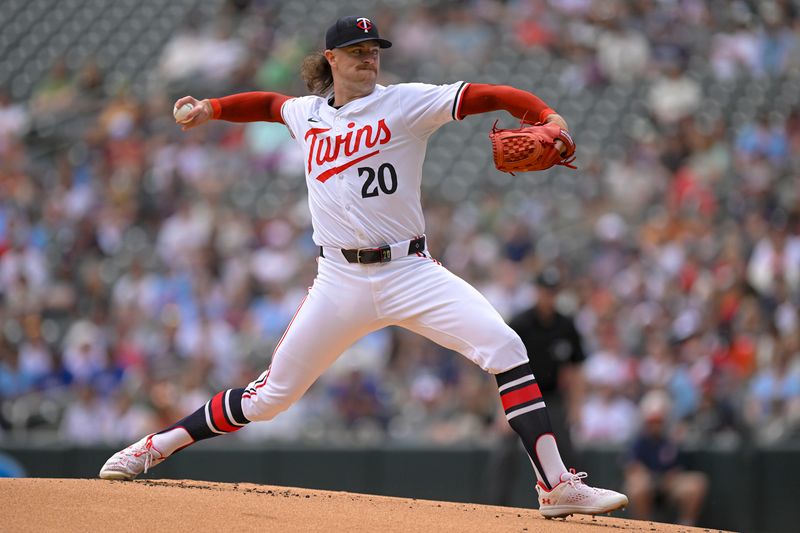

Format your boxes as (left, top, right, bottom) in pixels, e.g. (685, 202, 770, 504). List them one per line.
(486, 267, 587, 505)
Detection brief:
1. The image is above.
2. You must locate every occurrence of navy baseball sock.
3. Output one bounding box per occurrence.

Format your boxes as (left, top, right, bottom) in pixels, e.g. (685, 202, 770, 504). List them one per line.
(150, 388, 250, 456)
(496, 363, 567, 489)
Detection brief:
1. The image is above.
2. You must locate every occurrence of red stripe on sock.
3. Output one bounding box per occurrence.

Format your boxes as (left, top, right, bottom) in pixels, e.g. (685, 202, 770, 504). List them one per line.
(211, 392, 239, 433)
(501, 383, 542, 411)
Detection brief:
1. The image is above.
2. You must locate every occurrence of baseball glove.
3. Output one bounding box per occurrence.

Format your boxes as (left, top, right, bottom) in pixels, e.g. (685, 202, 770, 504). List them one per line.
(490, 121, 577, 174)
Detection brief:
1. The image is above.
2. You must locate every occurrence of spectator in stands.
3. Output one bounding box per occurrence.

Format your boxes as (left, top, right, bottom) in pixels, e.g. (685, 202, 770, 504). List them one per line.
(681, 376, 744, 448)
(756, 1, 797, 76)
(0, 338, 35, 398)
(61, 319, 107, 384)
(747, 211, 800, 298)
(0, 231, 48, 317)
(709, 15, 760, 80)
(102, 388, 158, 444)
(17, 314, 54, 388)
(735, 113, 790, 166)
(29, 58, 76, 119)
(74, 60, 107, 112)
(157, 19, 209, 85)
(576, 378, 638, 446)
(595, 12, 651, 84)
(745, 338, 800, 444)
(329, 369, 388, 430)
(625, 390, 708, 526)
(58, 383, 111, 445)
(0, 89, 28, 147)
(647, 55, 701, 126)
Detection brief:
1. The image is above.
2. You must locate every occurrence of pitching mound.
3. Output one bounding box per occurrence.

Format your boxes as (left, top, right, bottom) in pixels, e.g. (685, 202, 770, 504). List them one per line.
(1, 478, 713, 532)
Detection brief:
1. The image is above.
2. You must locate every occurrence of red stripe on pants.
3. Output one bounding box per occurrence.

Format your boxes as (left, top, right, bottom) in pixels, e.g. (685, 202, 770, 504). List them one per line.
(211, 391, 239, 432)
(242, 294, 308, 400)
(501, 383, 542, 411)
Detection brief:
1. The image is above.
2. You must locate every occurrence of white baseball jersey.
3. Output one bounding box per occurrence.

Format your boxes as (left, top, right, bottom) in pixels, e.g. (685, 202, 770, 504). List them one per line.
(280, 82, 469, 249)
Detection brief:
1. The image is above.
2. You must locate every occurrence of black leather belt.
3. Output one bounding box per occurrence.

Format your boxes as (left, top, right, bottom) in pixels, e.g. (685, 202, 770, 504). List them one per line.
(320, 236, 426, 264)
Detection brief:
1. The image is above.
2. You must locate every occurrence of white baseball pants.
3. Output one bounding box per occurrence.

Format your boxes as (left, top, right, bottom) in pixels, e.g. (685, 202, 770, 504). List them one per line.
(241, 243, 528, 422)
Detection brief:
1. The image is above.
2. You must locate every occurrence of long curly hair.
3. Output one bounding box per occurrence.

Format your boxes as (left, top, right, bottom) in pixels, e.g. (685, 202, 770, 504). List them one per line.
(300, 52, 333, 96)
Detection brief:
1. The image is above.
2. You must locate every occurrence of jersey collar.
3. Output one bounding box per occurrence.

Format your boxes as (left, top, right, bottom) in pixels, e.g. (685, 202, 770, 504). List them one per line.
(326, 84, 385, 111)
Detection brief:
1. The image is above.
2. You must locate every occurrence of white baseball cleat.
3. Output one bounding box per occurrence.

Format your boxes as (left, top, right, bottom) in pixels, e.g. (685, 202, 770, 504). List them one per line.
(536, 469, 629, 519)
(98, 434, 167, 480)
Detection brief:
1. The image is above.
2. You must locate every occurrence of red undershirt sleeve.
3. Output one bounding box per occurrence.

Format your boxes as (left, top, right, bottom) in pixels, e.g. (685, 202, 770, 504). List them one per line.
(208, 92, 292, 124)
(457, 83, 556, 124)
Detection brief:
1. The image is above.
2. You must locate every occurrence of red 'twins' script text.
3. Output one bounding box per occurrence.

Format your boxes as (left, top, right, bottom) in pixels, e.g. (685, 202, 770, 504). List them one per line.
(305, 119, 392, 182)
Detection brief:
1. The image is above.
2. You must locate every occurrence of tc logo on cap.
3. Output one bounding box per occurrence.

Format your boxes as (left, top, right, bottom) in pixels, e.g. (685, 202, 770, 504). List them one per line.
(356, 17, 373, 32)
(325, 16, 392, 50)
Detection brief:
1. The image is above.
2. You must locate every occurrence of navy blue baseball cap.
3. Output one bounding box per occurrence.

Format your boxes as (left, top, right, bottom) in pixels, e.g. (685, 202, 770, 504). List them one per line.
(326, 16, 392, 50)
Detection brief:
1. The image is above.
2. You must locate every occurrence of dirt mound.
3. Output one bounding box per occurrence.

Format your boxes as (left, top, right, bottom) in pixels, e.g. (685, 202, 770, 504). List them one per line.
(1, 478, 710, 532)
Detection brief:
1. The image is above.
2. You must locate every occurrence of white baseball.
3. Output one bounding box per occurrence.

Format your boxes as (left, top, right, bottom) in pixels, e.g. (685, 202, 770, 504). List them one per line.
(173, 103, 194, 123)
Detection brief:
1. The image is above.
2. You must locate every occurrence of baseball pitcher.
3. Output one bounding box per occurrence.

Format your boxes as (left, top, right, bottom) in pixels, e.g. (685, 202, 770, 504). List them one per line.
(99, 15, 626, 519)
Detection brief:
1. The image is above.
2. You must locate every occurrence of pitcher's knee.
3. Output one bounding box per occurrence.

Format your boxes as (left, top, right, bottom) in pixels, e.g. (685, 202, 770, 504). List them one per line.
(241, 391, 295, 422)
(481, 331, 528, 374)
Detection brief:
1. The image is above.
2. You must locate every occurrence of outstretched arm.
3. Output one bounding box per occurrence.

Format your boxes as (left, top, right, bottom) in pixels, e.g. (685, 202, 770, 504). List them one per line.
(459, 83, 569, 150)
(459, 83, 566, 126)
(173, 92, 292, 131)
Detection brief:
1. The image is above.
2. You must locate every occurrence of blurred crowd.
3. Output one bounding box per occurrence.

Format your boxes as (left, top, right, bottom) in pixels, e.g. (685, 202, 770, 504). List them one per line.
(1, 0, 799, 452)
